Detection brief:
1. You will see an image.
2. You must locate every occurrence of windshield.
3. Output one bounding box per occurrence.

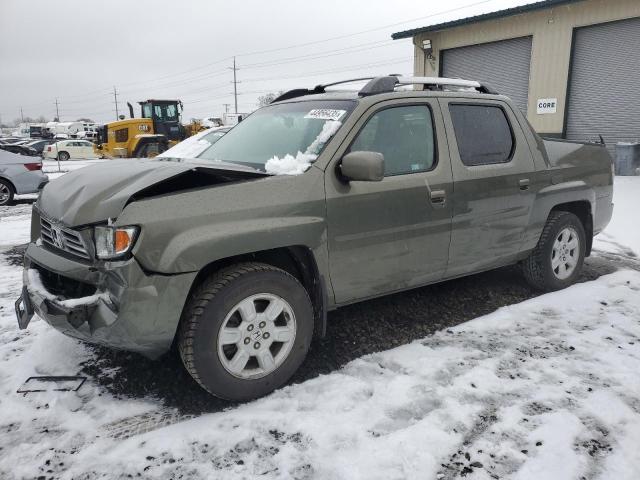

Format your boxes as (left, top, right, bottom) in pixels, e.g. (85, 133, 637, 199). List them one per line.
(154, 103, 178, 121)
(197, 100, 355, 174)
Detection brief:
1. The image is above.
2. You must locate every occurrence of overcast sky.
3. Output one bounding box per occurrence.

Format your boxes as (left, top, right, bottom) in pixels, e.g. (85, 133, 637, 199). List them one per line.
(0, 0, 533, 125)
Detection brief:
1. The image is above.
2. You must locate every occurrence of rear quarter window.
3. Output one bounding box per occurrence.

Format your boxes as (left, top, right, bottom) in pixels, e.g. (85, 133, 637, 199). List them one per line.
(449, 104, 514, 166)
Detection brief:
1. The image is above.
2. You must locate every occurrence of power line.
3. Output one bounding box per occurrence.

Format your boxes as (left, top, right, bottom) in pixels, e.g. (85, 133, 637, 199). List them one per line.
(241, 39, 395, 68)
(12, 0, 496, 110)
(232, 0, 493, 58)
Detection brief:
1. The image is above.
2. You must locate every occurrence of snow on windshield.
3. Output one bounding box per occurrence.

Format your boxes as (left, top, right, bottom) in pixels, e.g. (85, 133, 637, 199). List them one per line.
(159, 128, 227, 159)
(265, 120, 342, 175)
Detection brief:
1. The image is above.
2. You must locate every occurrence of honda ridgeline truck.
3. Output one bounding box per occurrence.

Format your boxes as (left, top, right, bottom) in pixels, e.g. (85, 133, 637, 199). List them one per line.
(15, 76, 614, 401)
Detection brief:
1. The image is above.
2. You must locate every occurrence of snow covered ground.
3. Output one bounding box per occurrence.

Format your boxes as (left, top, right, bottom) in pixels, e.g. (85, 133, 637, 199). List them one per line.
(0, 172, 638, 479)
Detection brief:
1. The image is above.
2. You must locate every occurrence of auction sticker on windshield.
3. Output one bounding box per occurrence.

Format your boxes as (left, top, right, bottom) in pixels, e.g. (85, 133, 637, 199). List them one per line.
(304, 109, 346, 121)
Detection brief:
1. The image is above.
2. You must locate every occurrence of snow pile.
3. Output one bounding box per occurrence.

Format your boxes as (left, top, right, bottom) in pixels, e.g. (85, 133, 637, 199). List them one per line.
(0, 167, 639, 478)
(265, 120, 342, 175)
(593, 177, 640, 256)
(0, 204, 32, 248)
(264, 151, 317, 175)
(26, 268, 109, 308)
(1, 266, 640, 479)
(305, 120, 342, 155)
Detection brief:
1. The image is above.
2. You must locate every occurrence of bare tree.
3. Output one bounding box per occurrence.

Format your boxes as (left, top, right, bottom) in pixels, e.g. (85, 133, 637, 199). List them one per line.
(257, 92, 284, 108)
(12, 115, 49, 125)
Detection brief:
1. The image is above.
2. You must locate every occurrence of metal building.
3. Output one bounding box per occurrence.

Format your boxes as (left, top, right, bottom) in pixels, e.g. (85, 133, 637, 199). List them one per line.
(392, 0, 640, 150)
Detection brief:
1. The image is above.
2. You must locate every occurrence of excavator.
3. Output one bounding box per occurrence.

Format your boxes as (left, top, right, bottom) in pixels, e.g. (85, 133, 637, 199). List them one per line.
(95, 99, 187, 158)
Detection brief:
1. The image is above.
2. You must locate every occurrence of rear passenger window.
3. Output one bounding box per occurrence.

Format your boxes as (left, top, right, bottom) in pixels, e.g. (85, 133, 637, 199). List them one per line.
(349, 105, 436, 176)
(449, 104, 514, 166)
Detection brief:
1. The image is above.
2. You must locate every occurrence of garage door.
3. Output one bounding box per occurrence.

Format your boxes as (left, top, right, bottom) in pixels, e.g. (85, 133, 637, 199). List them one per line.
(441, 36, 532, 113)
(565, 17, 640, 150)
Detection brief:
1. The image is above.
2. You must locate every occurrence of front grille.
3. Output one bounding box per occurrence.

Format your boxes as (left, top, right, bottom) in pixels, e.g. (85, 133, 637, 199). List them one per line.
(33, 264, 96, 298)
(40, 217, 91, 260)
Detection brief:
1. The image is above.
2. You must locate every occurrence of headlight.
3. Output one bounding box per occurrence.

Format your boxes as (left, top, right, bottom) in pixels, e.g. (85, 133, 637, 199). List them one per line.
(94, 225, 139, 259)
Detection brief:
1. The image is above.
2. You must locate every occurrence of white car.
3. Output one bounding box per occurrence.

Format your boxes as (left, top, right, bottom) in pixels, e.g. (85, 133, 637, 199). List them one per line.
(159, 126, 231, 159)
(43, 140, 97, 161)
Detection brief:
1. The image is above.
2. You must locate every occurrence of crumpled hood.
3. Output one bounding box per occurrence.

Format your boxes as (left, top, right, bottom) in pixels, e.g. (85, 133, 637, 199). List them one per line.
(38, 158, 266, 227)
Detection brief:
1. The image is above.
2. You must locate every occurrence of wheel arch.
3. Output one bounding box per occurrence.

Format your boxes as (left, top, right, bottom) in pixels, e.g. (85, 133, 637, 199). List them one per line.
(550, 200, 593, 256)
(180, 245, 328, 343)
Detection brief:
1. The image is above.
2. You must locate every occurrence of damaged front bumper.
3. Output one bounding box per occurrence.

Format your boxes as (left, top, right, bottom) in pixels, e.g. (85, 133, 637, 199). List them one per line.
(16, 242, 197, 359)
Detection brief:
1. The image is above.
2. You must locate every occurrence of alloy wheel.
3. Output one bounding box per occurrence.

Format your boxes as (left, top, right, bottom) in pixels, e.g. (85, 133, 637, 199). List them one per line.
(551, 227, 579, 280)
(217, 293, 297, 379)
(0, 183, 10, 204)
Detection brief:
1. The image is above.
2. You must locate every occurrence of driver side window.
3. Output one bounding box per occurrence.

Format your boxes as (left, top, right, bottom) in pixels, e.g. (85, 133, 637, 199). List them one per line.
(349, 105, 436, 176)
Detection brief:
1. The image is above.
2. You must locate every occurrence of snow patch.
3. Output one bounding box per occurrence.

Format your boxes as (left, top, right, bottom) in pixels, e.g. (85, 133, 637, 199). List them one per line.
(264, 151, 317, 175)
(265, 120, 342, 175)
(27, 268, 108, 308)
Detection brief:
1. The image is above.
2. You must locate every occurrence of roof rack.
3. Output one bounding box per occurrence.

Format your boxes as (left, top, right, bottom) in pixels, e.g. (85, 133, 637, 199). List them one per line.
(272, 75, 498, 103)
(272, 77, 375, 103)
(359, 76, 499, 96)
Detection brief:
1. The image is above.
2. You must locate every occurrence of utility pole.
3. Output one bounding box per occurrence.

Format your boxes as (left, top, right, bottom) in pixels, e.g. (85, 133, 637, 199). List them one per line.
(113, 86, 120, 119)
(229, 57, 239, 114)
(20, 107, 24, 123)
(223, 103, 230, 113)
(54, 98, 60, 121)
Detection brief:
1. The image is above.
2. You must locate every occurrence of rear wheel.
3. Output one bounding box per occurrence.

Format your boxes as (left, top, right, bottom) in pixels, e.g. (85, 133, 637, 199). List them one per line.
(522, 211, 586, 291)
(178, 263, 313, 401)
(57, 151, 70, 161)
(0, 179, 14, 206)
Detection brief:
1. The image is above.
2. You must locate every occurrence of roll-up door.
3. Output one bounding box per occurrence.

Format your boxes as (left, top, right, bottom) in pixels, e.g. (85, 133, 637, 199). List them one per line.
(565, 17, 640, 152)
(441, 36, 532, 113)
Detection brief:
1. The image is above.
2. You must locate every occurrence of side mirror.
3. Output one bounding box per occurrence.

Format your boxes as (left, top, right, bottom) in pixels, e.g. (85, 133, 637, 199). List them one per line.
(340, 151, 384, 182)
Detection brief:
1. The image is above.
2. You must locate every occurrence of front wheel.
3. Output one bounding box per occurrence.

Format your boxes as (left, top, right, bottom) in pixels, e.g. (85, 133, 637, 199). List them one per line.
(136, 142, 164, 158)
(521, 211, 586, 291)
(178, 263, 313, 401)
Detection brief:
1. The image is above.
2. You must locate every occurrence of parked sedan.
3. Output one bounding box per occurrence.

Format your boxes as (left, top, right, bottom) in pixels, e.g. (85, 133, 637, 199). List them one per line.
(43, 140, 97, 161)
(0, 149, 48, 205)
(0, 137, 26, 145)
(0, 143, 39, 156)
(24, 139, 56, 155)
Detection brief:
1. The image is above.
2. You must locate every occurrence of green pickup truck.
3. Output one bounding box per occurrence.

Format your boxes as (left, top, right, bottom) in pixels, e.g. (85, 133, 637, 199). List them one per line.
(16, 76, 614, 400)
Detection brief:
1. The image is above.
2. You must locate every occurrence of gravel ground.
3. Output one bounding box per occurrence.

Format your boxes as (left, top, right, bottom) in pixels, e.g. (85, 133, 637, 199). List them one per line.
(71, 248, 639, 415)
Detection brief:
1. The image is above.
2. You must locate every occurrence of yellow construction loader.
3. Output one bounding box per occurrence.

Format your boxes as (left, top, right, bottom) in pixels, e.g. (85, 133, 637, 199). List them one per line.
(95, 100, 187, 158)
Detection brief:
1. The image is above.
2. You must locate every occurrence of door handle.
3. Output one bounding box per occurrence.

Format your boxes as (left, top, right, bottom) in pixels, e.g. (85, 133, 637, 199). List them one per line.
(519, 178, 530, 191)
(430, 189, 446, 205)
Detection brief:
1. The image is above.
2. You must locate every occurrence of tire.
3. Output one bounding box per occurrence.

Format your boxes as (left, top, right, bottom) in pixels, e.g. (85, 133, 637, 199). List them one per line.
(0, 179, 15, 206)
(57, 151, 70, 161)
(522, 211, 586, 291)
(137, 142, 164, 158)
(178, 262, 314, 401)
